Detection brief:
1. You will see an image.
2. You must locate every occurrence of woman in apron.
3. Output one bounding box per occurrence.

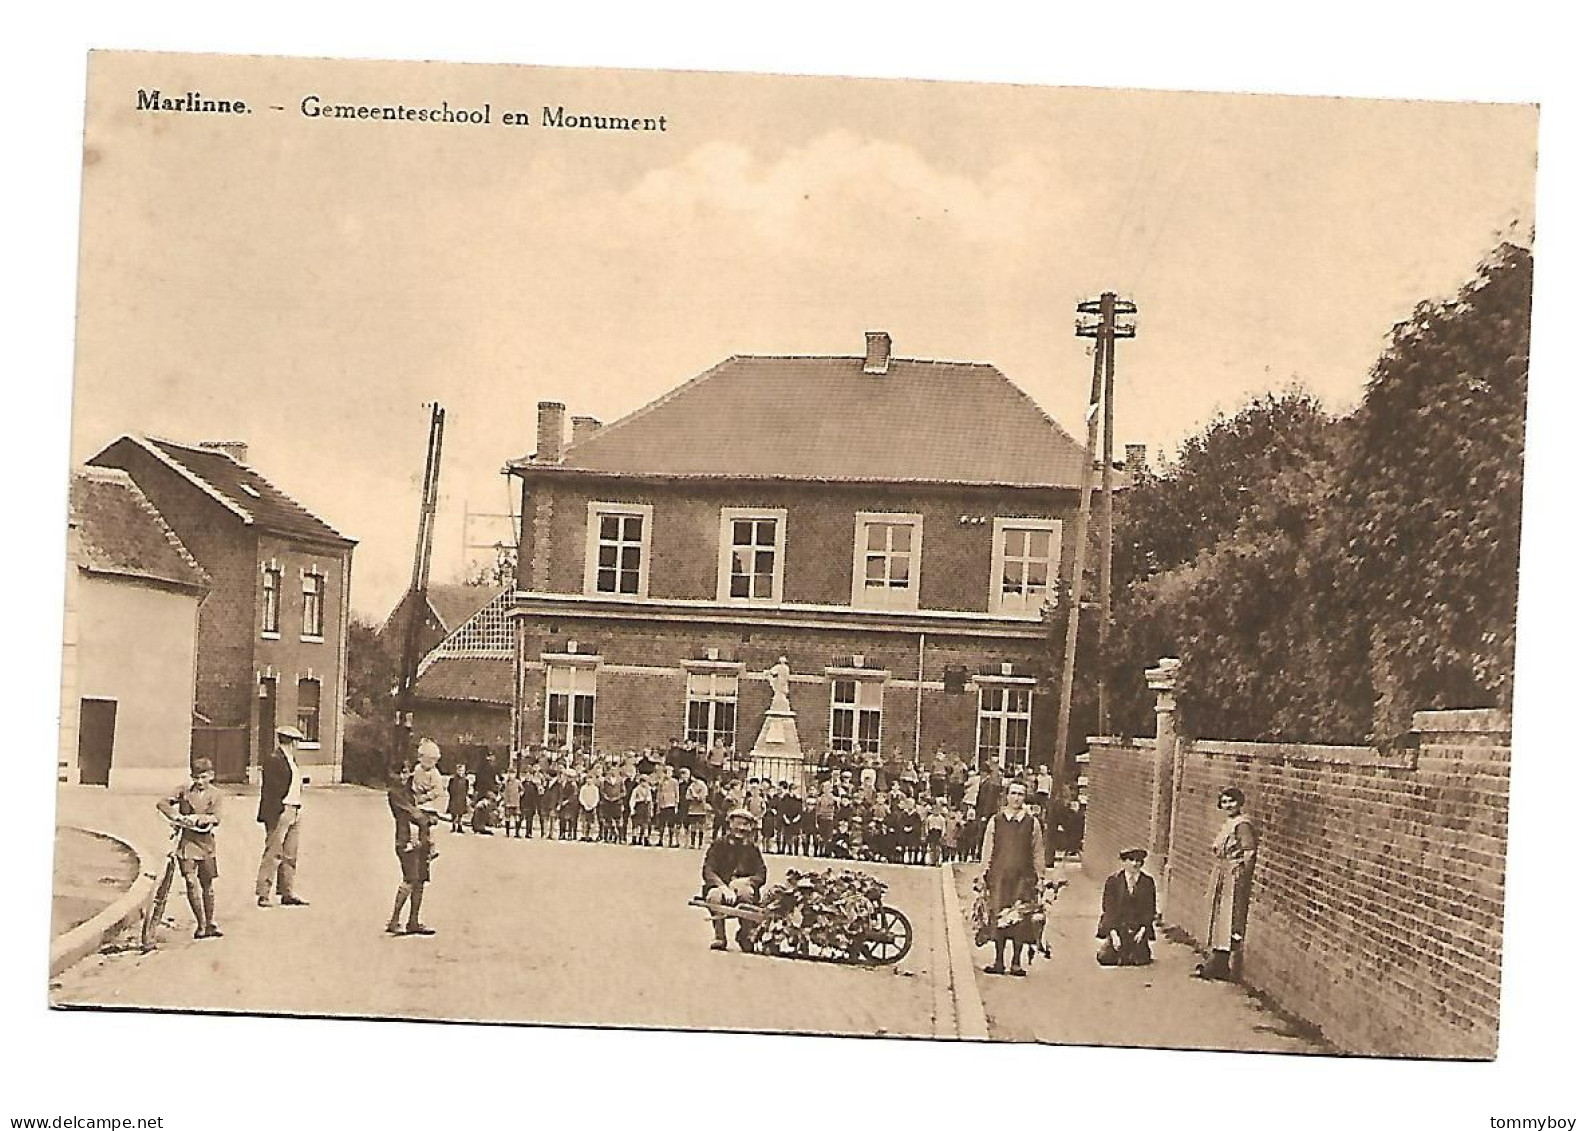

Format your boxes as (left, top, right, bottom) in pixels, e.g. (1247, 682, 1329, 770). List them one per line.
(1196, 786, 1258, 981)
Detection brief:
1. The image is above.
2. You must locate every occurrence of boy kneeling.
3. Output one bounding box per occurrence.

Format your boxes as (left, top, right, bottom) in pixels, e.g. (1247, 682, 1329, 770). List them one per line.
(1096, 847, 1156, 966)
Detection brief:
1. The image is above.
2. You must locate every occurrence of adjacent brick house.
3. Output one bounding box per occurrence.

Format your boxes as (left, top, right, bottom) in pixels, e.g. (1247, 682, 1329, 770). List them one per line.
(88, 436, 355, 782)
(505, 332, 1093, 772)
(60, 468, 211, 790)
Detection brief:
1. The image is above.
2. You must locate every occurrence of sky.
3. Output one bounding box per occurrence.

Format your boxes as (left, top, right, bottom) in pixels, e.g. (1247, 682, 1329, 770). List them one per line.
(67, 53, 1536, 621)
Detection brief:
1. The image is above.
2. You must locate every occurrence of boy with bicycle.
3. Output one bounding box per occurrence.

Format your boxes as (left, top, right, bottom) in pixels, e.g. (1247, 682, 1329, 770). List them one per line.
(155, 756, 224, 940)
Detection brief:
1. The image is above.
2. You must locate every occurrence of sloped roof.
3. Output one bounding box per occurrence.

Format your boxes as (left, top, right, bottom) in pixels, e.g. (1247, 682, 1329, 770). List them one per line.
(510, 354, 1090, 488)
(413, 655, 513, 706)
(94, 436, 354, 546)
(70, 468, 210, 594)
(426, 584, 505, 635)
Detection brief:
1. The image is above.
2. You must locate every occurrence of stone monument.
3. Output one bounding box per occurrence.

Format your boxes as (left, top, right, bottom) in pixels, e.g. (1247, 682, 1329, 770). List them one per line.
(751, 655, 802, 758)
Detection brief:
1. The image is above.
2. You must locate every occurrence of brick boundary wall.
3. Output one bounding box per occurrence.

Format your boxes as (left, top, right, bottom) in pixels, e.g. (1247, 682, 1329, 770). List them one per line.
(1082, 673, 1510, 1059)
(1080, 738, 1156, 876)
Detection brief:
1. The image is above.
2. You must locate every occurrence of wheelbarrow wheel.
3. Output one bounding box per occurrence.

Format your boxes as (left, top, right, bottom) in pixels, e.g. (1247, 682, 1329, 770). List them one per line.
(856, 905, 913, 965)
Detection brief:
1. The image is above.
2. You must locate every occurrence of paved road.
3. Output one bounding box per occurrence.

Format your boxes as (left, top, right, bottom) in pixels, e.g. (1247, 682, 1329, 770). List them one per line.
(53, 787, 947, 1038)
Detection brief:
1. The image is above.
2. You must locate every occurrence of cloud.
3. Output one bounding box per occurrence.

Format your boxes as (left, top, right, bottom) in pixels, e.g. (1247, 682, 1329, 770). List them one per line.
(620, 130, 1070, 249)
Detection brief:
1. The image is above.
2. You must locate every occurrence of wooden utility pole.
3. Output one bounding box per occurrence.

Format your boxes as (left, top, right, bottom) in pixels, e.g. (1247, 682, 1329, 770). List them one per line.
(1097, 296, 1137, 734)
(1055, 293, 1135, 794)
(392, 403, 446, 771)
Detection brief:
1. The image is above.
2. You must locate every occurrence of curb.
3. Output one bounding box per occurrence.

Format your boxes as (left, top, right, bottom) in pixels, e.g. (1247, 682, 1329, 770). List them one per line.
(49, 827, 156, 979)
(939, 863, 990, 1040)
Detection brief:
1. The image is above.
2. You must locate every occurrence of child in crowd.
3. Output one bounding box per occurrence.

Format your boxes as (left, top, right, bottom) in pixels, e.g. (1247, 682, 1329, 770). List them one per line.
(943, 805, 963, 864)
(925, 800, 947, 866)
(629, 776, 654, 846)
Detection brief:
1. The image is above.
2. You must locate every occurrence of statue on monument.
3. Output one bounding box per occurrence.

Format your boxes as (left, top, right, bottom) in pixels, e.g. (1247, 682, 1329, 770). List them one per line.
(751, 655, 802, 757)
(767, 656, 792, 714)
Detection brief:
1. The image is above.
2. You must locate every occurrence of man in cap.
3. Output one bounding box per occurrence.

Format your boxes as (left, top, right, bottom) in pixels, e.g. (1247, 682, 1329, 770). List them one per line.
(256, 723, 310, 907)
(1096, 847, 1157, 966)
(701, 807, 767, 951)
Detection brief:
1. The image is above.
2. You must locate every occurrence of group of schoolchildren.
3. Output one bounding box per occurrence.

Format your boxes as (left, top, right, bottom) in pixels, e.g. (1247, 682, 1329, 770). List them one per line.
(432, 740, 1085, 868)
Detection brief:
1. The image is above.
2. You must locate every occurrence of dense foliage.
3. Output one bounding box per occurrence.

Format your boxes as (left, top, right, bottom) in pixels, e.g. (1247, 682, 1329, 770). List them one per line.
(754, 869, 891, 958)
(341, 615, 398, 785)
(1085, 240, 1530, 744)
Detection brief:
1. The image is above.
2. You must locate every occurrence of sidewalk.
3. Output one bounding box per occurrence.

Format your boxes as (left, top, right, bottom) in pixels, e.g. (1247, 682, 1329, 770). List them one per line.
(948, 861, 1327, 1053)
(51, 827, 139, 937)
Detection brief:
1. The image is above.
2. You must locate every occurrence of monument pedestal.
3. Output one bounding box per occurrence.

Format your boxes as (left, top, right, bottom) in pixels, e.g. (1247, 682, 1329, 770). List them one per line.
(751, 710, 802, 757)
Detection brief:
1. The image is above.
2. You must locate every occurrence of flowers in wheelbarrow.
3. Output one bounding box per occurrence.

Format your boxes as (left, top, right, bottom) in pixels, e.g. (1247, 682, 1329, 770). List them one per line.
(754, 868, 890, 958)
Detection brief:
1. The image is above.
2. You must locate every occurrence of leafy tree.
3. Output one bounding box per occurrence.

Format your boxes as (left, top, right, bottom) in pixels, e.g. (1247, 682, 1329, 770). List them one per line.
(1336, 240, 1531, 737)
(459, 544, 517, 588)
(1090, 239, 1531, 745)
(342, 614, 397, 785)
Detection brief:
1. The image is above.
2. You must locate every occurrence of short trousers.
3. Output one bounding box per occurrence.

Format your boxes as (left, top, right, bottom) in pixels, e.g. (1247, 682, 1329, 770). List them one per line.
(178, 856, 218, 883)
(398, 848, 430, 885)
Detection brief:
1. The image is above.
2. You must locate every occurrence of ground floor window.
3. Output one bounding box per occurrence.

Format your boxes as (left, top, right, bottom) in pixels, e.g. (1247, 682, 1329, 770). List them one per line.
(831, 678, 883, 754)
(297, 679, 321, 744)
(976, 683, 1032, 767)
(685, 671, 738, 747)
(545, 665, 597, 752)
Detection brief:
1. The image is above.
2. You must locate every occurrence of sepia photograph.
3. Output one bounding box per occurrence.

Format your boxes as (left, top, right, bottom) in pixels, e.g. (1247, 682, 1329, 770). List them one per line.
(13, 10, 1582, 1129)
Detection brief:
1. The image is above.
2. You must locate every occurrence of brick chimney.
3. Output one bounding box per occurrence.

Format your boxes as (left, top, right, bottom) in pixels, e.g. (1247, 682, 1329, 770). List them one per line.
(570, 415, 602, 447)
(536, 402, 566, 463)
(200, 440, 249, 465)
(1124, 443, 1148, 479)
(862, 331, 892, 375)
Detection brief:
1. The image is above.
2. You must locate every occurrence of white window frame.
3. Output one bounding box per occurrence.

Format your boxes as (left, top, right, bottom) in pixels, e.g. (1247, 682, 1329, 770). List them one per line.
(300, 567, 326, 642)
(974, 678, 1036, 768)
(684, 670, 740, 747)
(583, 502, 653, 599)
(829, 675, 885, 754)
(544, 663, 598, 752)
(260, 561, 282, 639)
(990, 518, 1063, 618)
(851, 511, 923, 611)
(716, 507, 787, 605)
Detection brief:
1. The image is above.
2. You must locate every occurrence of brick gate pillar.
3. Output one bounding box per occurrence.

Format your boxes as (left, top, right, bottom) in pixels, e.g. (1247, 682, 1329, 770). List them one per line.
(1144, 658, 1181, 902)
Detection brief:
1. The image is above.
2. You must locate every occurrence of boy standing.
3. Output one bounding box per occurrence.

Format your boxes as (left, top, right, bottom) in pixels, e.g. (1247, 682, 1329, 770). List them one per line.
(156, 757, 224, 939)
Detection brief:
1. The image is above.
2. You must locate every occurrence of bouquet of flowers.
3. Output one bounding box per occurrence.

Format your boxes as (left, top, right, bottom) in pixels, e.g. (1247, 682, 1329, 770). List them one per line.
(754, 868, 890, 959)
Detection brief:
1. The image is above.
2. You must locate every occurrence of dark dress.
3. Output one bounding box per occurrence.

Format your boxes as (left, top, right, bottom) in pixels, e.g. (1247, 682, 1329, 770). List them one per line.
(981, 810, 1045, 944)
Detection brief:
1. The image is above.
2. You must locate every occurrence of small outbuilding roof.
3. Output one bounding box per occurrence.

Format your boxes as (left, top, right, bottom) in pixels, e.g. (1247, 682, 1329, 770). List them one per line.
(70, 468, 210, 594)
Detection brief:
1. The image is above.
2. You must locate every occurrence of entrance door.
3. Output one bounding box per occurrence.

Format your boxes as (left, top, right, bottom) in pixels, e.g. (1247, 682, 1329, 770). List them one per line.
(78, 698, 117, 786)
(256, 678, 277, 769)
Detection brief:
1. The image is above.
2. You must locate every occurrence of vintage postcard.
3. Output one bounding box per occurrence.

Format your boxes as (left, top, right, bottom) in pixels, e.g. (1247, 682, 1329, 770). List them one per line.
(51, 48, 1536, 1060)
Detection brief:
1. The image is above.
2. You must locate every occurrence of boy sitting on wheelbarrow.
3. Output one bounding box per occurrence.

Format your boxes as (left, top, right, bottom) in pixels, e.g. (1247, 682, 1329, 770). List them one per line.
(702, 807, 767, 951)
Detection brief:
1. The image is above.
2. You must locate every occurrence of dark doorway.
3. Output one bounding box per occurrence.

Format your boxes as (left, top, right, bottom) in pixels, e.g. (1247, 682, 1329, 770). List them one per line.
(78, 698, 117, 786)
(256, 678, 277, 770)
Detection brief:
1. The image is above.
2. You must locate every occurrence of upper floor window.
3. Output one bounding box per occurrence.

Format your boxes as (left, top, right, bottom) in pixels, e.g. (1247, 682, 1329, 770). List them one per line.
(261, 564, 282, 636)
(991, 518, 1062, 617)
(301, 571, 326, 639)
(297, 678, 321, 745)
(717, 508, 786, 604)
(583, 503, 652, 598)
(851, 512, 922, 611)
